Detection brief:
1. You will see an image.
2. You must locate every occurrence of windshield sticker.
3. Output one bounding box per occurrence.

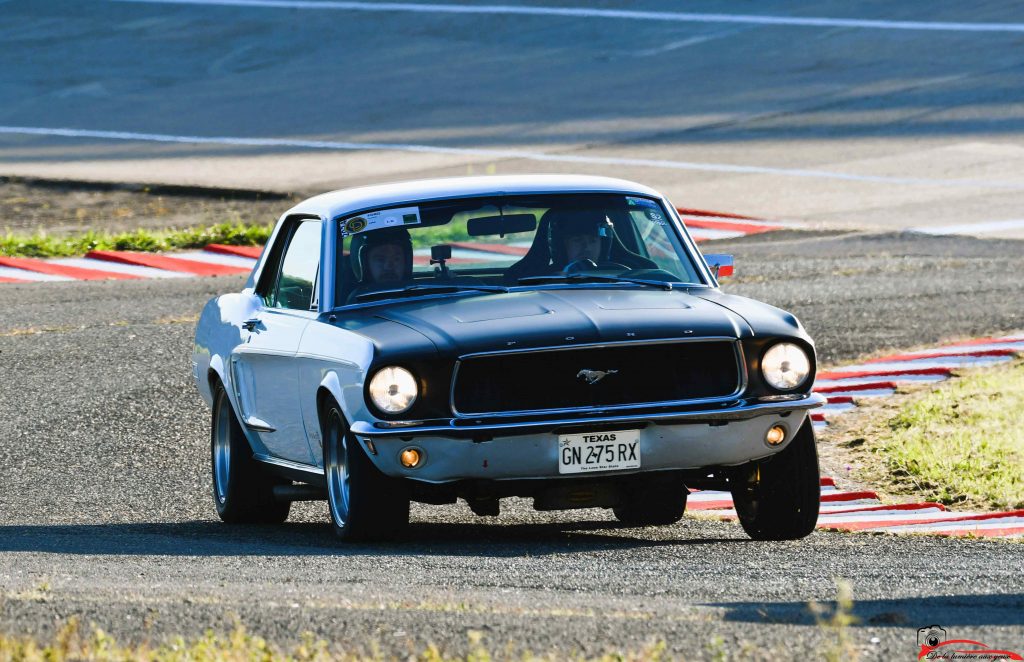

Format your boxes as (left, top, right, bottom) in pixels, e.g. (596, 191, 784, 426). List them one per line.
(344, 217, 368, 234)
(646, 209, 666, 224)
(342, 205, 421, 235)
(626, 196, 658, 209)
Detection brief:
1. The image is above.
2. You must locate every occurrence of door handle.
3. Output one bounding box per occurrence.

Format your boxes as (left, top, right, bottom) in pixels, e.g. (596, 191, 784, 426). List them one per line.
(242, 318, 261, 331)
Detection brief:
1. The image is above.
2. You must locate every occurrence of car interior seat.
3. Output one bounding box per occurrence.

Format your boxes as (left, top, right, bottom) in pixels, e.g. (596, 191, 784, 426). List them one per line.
(503, 213, 553, 283)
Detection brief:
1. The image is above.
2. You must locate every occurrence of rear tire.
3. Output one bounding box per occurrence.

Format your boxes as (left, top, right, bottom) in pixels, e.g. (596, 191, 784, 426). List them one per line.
(210, 382, 290, 524)
(613, 483, 687, 526)
(730, 417, 820, 541)
(323, 402, 409, 541)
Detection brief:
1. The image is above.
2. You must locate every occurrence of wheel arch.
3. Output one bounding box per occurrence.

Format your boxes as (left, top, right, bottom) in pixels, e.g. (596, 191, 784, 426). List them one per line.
(207, 353, 227, 393)
(316, 370, 347, 425)
(312, 370, 381, 469)
(207, 359, 267, 460)
(204, 353, 234, 414)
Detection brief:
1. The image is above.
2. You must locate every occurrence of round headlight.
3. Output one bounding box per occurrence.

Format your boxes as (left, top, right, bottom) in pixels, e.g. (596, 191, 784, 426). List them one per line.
(368, 366, 418, 414)
(761, 343, 811, 390)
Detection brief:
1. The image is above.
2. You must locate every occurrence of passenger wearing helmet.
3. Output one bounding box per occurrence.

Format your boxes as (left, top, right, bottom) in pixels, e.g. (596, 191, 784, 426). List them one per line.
(354, 227, 413, 285)
(548, 209, 616, 271)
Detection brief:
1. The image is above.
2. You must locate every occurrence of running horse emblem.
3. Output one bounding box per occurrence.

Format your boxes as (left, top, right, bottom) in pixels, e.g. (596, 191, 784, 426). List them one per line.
(576, 369, 619, 385)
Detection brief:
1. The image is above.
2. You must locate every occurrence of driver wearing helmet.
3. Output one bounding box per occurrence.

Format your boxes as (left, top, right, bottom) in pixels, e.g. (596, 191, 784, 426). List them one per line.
(355, 227, 413, 285)
(548, 209, 615, 271)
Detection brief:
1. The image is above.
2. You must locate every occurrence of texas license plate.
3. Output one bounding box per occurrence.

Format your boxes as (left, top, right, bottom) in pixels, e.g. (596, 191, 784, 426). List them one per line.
(557, 429, 641, 475)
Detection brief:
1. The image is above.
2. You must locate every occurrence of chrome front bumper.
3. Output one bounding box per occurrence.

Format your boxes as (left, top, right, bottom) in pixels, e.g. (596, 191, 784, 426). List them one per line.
(351, 393, 825, 483)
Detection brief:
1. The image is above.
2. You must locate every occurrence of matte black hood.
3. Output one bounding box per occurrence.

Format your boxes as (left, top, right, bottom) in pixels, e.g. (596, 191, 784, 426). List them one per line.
(366, 288, 751, 357)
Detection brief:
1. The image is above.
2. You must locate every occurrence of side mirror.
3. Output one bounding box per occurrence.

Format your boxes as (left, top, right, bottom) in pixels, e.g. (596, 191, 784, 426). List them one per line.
(704, 253, 734, 279)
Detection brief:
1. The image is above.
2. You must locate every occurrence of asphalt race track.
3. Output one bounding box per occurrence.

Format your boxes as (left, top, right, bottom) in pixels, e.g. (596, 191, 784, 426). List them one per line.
(4, 0, 1024, 237)
(3, 0, 1024, 657)
(1, 230, 1022, 658)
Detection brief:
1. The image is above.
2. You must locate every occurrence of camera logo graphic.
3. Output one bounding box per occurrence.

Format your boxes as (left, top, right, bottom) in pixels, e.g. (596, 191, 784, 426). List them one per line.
(918, 625, 947, 648)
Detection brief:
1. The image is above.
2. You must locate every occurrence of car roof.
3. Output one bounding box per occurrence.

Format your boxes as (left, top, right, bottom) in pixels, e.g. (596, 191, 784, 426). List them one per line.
(285, 174, 665, 220)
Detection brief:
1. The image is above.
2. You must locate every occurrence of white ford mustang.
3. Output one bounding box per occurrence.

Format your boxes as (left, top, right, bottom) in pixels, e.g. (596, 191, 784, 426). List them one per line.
(192, 175, 824, 541)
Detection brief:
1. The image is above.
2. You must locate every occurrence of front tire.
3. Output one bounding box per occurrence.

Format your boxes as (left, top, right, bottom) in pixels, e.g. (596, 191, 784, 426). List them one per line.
(210, 382, 290, 524)
(730, 417, 820, 541)
(323, 402, 409, 541)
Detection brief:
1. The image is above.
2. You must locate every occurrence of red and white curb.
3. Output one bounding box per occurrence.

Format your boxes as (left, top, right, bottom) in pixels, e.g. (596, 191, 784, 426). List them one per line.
(811, 334, 1024, 430)
(0, 208, 789, 284)
(675, 207, 790, 242)
(688, 477, 1024, 539)
(0, 246, 259, 283)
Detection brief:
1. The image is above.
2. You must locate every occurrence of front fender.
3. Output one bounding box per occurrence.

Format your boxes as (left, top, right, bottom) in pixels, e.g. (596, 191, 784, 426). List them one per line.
(193, 291, 258, 412)
(296, 321, 376, 468)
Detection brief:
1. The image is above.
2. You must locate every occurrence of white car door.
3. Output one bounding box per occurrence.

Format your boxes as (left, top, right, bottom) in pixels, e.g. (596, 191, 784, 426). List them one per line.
(231, 219, 321, 464)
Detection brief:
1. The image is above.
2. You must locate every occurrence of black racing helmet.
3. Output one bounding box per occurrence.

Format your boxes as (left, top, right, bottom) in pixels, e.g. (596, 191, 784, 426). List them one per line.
(546, 208, 615, 265)
(352, 227, 413, 282)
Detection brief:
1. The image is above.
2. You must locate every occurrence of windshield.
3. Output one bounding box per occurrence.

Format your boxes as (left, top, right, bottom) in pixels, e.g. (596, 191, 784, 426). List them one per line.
(333, 193, 703, 306)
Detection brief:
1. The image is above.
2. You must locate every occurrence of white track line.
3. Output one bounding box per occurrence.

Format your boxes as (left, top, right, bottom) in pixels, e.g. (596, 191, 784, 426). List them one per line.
(820, 503, 896, 515)
(821, 403, 857, 415)
(815, 374, 948, 388)
(815, 387, 895, 398)
(176, 250, 259, 269)
(48, 257, 191, 279)
(883, 343, 1024, 356)
(832, 356, 1014, 372)
(872, 518, 1024, 534)
(110, 0, 1024, 34)
(0, 265, 71, 282)
(687, 228, 747, 241)
(4, 125, 1024, 189)
(817, 499, 881, 508)
(820, 509, 972, 525)
(911, 218, 1024, 236)
(632, 29, 744, 57)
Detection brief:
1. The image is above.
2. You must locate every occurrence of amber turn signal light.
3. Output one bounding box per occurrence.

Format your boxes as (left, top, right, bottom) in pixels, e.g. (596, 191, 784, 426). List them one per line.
(400, 448, 422, 468)
(765, 425, 787, 446)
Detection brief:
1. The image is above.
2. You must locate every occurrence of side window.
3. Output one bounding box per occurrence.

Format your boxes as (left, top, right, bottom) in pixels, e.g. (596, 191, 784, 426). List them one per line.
(270, 220, 321, 310)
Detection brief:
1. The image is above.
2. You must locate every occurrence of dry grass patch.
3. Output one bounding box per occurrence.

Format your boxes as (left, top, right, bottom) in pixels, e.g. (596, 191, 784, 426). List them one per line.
(0, 619, 677, 662)
(878, 359, 1024, 510)
(820, 359, 1024, 511)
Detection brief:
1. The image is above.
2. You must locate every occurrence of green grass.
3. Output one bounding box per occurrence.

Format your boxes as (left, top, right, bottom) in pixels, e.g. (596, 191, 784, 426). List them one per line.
(0, 223, 484, 258)
(407, 224, 473, 249)
(0, 223, 275, 258)
(878, 359, 1024, 510)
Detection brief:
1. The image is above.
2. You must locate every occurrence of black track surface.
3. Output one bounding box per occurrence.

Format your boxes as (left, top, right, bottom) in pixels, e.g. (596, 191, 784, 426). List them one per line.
(1, 230, 1022, 658)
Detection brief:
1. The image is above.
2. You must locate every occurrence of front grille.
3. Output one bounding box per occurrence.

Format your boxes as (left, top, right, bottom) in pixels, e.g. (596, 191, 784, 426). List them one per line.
(451, 340, 742, 416)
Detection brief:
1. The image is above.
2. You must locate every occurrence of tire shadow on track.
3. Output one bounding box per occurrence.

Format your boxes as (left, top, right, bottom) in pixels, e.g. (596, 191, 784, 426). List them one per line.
(0, 521, 742, 557)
